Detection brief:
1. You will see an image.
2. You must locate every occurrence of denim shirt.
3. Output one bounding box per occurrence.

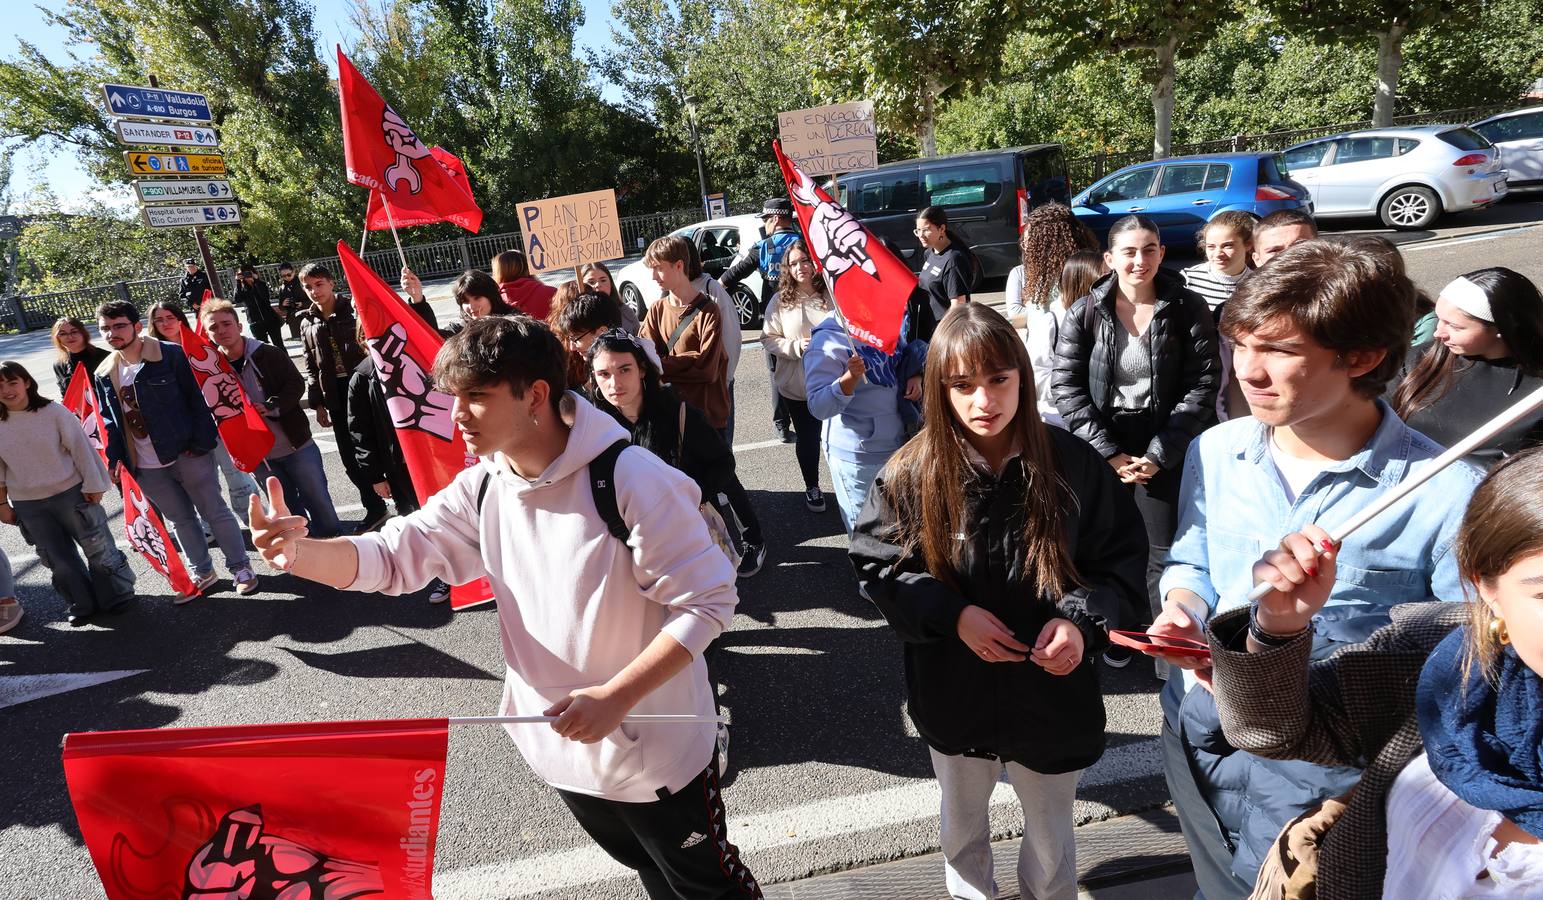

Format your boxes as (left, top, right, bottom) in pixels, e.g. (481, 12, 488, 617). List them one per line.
(1160, 401, 1480, 673)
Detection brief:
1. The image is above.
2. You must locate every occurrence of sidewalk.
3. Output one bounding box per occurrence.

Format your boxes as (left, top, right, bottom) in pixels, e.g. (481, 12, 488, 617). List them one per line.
(763, 806, 1195, 900)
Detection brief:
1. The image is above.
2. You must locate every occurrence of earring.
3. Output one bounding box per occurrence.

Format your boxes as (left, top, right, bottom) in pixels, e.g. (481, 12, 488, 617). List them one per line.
(1489, 616, 1511, 647)
(531, 416, 539, 426)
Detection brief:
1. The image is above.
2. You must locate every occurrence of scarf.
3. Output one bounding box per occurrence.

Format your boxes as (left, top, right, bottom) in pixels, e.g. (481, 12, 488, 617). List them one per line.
(1417, 628, 1543, 839)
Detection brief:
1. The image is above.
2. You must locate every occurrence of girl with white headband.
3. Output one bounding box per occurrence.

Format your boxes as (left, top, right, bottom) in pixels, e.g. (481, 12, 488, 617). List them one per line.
(1392, 267, 1543, 467)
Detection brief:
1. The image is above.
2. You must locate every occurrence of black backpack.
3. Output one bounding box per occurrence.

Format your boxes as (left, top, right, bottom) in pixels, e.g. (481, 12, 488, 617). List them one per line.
(475, 439, 632, 541)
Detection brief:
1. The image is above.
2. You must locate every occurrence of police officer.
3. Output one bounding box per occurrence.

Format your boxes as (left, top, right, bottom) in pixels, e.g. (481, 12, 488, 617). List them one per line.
(178, 258, 212, 311)
(721, 197, 803, 443)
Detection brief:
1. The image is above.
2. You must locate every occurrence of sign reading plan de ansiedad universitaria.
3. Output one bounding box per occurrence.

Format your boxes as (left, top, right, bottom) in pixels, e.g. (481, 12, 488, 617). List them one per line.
(517, 189, 623, 274)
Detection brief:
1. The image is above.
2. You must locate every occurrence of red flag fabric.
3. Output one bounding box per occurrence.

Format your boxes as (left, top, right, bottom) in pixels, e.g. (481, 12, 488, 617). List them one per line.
(337, 47, 483, 233)
(774, 139, 914, 354)
(365, 146, 475, 231)
(175, 320, 275, 472)
(63, 718, 449, 900)
(336, 239, 495, 611)
(119, 468, 200, 598)
(63, 363, 109, 466)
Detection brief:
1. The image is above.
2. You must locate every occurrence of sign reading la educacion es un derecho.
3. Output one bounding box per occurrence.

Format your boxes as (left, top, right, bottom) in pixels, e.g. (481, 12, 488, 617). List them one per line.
(777, 101, 878, 178)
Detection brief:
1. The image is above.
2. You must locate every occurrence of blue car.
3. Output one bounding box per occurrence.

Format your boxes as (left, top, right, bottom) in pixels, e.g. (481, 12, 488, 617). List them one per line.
(1071, 152, 1312, 246)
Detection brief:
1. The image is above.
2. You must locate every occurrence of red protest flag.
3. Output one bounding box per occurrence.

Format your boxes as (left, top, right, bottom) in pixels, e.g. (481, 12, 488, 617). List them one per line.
(175, 320, 275, 472)
(119, 468, 200, 598)
(365, 146, 476, 231)
(63, 363, 109, 466)
(63, 718, 449, 900)
(774, 140, 914, 354)
(336, 239, 495, 611)
(338, 47, 483, 233)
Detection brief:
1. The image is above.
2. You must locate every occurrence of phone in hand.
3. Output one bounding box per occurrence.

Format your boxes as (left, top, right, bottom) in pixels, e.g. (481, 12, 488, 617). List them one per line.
(1109, 629, 1212, 659)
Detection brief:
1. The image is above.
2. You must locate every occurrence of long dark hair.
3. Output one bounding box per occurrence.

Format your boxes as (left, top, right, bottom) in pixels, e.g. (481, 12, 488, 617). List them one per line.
(1019, 203, 1098, 310)
(1457, 446, 1543, 681)
(919, 205, 981, 288)
(775, 239, 832, 311)
(1392, 268, 1543, 418)
(585, 330, 683, 459)
(879, 303, 1079, 596)
(1057, 250, 1108, 311)
(0, 360, 52, 420)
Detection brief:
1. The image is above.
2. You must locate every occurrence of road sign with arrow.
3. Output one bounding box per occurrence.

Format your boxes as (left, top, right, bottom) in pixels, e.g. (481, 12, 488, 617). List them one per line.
(123, 151, 226, 176)
(114, 120, 219, 148)
(101, 83, 212, 124)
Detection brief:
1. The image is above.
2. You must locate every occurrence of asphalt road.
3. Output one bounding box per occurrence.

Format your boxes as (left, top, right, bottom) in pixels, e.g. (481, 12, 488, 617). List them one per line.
(2, 198, 1541, 899)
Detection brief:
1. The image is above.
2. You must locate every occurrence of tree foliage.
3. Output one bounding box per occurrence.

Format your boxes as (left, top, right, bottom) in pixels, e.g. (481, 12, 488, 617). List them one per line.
(13, 186, 195, 292)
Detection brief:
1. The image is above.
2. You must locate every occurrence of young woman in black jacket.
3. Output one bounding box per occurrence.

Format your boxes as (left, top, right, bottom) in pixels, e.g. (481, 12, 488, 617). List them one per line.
(851, 303, 1147, 900)
(586, 329, 765, 577)
(1050, 215, 1218, 667)
(51, 316, 111, 395)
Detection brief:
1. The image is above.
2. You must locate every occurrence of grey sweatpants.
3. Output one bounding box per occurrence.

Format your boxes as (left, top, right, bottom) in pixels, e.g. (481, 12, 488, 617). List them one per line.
(930, 746, 1082, 900)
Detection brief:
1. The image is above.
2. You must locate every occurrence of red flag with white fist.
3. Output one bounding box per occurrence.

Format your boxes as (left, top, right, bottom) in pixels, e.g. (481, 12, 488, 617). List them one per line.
(337, 46, 482, 233)
(336, 239, 495, 611)
(175, 320, 275, 472)
(364, 146, 477, 231)
(773, 139, 914, 354)
(119, 468, 200, 599)
(62, 718, 449, 900)
(62, 363, 109, 466)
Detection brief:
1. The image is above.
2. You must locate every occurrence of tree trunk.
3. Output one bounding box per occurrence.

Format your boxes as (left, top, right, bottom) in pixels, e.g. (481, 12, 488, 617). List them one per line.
(1151, 37, 1178, 160)
(919, 84, 939, 157)
(1373, 24, 1408, 127)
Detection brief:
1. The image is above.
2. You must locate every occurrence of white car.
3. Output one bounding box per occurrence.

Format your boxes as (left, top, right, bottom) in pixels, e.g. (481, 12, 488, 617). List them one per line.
(614, 214, 767, 328)
(1280, 125, 1508, 229)
(1472, 106, 1543, 193)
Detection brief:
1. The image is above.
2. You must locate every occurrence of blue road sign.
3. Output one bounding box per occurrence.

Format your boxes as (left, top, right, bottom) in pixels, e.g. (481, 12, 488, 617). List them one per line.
(101, 84, 213, 124)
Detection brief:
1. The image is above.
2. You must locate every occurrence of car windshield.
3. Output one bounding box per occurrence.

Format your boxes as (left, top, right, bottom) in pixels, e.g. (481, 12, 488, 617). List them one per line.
(1436, 127, 1493, 151)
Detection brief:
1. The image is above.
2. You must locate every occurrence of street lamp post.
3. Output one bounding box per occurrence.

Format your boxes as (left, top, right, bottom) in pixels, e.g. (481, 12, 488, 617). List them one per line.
(684, 95, 711, 214)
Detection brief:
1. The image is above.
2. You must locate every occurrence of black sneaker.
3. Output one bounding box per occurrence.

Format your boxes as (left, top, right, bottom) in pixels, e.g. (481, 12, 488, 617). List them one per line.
(776, 424, 796, 444)
(804, 487, 826, 512)
(1102, 646, 1133, 668)
(736, 542, 766, 578)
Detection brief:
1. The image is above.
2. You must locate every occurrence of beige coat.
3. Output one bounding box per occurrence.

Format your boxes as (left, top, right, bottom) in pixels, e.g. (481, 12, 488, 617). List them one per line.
(759, 290, 831, 402)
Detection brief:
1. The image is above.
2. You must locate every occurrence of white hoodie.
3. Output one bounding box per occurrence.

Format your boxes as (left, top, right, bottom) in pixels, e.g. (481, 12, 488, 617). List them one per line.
(348, 393, 737, 801)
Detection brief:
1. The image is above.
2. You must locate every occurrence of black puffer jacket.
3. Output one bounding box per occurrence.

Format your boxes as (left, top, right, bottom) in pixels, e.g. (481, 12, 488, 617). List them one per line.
(1050, 270, 1219, 468)
(298, 298, 367, 410)
(850, 427, 1148, 772)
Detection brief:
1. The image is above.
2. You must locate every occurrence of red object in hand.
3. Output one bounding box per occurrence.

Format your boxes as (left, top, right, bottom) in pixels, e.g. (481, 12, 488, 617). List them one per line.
(1109, 629, 1213, 659)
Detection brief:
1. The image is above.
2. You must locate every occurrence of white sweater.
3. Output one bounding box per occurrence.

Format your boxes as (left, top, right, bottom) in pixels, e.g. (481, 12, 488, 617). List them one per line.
(0, 401, 112, 501)
(348, 393, 738, 802)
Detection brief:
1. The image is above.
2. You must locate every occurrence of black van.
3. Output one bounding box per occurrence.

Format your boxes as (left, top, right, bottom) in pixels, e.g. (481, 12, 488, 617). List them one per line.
(837, 145, 1070, 279)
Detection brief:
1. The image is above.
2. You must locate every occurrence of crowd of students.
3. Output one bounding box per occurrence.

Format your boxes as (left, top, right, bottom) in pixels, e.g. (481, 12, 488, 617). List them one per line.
(3, 197, 1543, 900)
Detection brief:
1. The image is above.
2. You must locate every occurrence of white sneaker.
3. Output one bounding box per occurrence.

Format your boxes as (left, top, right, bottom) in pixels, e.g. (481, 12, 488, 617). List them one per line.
(178, 570, 219, 605)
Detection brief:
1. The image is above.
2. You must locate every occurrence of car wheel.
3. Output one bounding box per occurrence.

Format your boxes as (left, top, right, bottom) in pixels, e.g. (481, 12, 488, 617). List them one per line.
(620, 283, 647, 322)
(732, 286, 760, 329)
(1378, 185, 1441, 230)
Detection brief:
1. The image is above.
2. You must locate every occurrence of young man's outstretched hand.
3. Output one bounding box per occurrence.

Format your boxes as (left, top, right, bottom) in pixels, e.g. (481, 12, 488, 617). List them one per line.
(250, 476, 309, 571)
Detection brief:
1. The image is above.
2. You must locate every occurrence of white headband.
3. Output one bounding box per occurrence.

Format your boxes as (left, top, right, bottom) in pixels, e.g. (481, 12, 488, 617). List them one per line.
(1442, 276, 1494, 323)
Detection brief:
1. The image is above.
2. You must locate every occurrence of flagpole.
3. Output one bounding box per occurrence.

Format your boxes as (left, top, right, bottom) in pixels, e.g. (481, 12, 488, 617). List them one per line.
(1245, 381, 1543, 603)
(447, 714, 726, 726)
(380, 193, 409, 274)
(360, 224, 369, 257)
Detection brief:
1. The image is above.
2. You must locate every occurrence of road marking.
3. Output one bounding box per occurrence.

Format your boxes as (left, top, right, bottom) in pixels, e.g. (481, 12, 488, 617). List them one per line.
(431, 738, 1159, 897)
(731, 438, 788, 454)
(0, 669, 149, 711)
(1402, 221, 1543, 252)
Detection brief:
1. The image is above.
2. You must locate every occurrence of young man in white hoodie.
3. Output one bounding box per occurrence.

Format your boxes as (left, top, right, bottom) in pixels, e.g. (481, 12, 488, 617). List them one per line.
(248, 315, 761, 899)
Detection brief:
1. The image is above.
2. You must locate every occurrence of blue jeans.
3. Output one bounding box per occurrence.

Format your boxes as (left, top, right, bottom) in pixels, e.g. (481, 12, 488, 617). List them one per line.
(136, 451, 250, 578)
(257, 442, 341, 538)
(825, 449, 886, 534)
(14, 483, 136, 616)
(213, 441, 260, 527)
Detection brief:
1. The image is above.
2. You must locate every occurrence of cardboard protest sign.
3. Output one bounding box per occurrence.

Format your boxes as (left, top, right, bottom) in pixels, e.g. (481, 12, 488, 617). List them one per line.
(517, 189, 623, 273)
(776, 101, 878, 177)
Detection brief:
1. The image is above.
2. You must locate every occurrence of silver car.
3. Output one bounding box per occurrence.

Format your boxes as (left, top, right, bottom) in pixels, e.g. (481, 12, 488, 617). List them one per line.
(1472, 106, 1543, 193)
(1280, 125, 1508, 229)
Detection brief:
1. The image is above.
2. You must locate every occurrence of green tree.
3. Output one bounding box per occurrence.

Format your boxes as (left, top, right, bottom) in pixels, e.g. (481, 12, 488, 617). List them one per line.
(13, 185, 194, 292)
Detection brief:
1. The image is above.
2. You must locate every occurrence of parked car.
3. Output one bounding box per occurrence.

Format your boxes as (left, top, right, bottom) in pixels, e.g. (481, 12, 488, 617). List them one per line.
(1471, 106, 1543, 193)
(838, 145, 1071, 278)
(1069, 152, 1311, 247)
(1280, 125, 1507, 229)
(613, 214, 766, 328)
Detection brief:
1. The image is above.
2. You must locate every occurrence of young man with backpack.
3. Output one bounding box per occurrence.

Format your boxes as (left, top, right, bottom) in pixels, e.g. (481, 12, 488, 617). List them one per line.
(248, 315, 762, 900)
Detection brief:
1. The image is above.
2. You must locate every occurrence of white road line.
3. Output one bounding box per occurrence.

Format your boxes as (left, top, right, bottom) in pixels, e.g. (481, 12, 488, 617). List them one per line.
(0, 669, 150, 710)
(1402, 222, 1543, 252)
(432, 739, 1159, 897)
(731, 438, 788, 454)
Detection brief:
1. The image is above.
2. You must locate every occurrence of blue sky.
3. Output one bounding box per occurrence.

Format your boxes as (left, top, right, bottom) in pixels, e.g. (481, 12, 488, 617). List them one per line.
(9, 0, 619, 212)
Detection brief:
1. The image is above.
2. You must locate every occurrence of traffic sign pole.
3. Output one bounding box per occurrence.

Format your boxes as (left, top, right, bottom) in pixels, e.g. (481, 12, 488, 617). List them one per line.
(146, 73, 221, 300)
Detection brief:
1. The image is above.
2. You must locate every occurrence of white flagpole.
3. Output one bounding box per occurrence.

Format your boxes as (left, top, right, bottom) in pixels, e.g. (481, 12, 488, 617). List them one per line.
(1246, 381, 1543, 603)
(447, 714, 726, 726)
(380, 193, 409, 274)
(360, 223, 369, 256)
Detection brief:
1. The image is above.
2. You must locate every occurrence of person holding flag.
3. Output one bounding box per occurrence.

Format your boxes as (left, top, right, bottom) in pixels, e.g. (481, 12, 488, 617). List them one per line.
(0, 360, 135, 626)
(721, 197, 802, 443)
(248, 315, 764, 899)
(200, 299, 342, 539)
(93, 300, 258, 598)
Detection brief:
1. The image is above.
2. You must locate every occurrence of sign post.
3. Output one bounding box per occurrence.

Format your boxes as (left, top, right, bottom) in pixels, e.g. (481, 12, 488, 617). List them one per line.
(515, 189, 624, 275)
(776, 101, 879, 178)
(703, 192, 728, 220)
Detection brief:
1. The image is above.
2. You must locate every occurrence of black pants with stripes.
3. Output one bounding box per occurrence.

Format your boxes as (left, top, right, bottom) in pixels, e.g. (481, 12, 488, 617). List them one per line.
(557, 756, 762, 900)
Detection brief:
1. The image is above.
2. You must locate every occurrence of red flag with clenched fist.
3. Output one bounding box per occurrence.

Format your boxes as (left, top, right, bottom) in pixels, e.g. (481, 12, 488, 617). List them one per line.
(773, 140, 914, 354)
(365, 146, 476, 231)
(338, 47, 482, 233)
(175, 320, 275, 472)
(335, 239, 495, 611)
(119, 468, 200, 598)
(63, 363, 109, 466)
(62, 718, 449, 900)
